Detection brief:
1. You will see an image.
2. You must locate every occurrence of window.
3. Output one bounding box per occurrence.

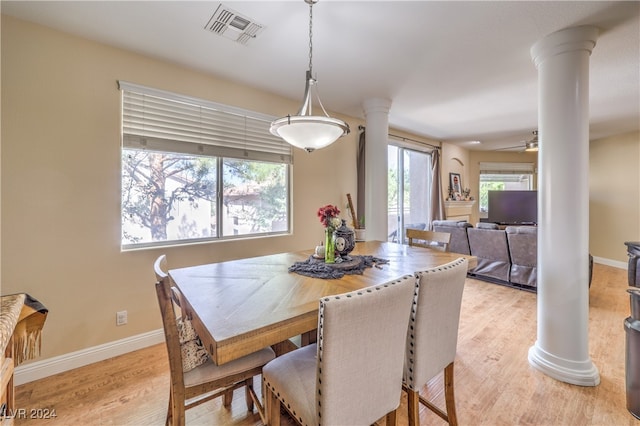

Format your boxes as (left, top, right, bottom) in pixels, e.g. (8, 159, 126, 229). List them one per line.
(479, 162, 535, 218)
(119, 82, 292, 249)
(388, 144, 433, 244)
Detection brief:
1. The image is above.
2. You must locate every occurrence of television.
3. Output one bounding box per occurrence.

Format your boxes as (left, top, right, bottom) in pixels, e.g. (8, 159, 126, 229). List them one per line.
(487, 190, 537, 225)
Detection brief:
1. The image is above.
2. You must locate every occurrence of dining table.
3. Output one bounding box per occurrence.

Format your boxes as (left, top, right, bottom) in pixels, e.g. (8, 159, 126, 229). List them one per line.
(168, 240, 477, 365)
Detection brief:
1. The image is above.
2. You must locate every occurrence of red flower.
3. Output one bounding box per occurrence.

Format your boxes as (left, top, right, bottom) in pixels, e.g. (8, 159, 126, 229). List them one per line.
(317, 204, 341, 228)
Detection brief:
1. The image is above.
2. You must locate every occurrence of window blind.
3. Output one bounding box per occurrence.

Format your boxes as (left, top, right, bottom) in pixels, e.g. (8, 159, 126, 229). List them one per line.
(119, 81, 292, 164)
(479, 162, 535, 174)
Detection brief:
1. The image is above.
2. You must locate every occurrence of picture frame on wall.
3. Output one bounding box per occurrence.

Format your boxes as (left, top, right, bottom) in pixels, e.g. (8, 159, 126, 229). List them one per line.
(450, 173, 462, 194)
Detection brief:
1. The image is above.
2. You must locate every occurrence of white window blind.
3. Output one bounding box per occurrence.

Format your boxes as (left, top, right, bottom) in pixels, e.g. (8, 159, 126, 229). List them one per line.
(479, 162, 535, 174)
(119, 81, 292, 164)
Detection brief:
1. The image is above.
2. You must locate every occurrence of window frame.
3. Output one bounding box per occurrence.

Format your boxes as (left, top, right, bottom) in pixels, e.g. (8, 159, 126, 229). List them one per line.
(119, 82, 292, 250)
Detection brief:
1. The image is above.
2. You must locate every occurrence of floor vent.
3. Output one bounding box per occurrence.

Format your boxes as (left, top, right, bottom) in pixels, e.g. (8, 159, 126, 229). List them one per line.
(205, 4, 264, 45)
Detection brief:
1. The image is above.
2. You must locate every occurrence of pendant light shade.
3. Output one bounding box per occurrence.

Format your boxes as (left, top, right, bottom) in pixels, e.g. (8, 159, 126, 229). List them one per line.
(270, 0, 350, 152)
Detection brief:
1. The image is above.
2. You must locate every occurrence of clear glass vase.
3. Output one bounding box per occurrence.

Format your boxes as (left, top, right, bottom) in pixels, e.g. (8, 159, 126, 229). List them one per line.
(324, 228, 336, 264)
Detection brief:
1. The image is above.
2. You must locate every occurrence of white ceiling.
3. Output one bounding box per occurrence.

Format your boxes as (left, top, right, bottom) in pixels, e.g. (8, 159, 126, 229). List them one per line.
(2, 1, 639, 151)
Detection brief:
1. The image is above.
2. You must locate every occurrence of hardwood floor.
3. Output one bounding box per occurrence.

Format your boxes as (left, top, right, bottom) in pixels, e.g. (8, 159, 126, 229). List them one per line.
(14, 264, 637, 425)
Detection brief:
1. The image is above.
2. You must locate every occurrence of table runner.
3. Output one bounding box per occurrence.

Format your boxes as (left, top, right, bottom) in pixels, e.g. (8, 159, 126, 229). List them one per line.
(288, 255, 389, 279)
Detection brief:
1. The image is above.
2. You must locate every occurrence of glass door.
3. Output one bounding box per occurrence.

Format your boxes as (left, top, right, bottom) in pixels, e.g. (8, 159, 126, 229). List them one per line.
(388, 145, 432, 244)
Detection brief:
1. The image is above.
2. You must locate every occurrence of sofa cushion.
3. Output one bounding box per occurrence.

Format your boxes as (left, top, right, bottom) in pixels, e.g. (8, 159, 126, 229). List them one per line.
(467, 227, 511, 282)
(432, 220, 472, 255)
(506, 226, 537, 287)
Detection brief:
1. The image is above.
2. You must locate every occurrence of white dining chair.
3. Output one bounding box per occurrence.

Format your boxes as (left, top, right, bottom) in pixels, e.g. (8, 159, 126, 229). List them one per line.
(404, 257, 469, 426)
(153, 255, 275, 425)
(262, 275, 416, 426)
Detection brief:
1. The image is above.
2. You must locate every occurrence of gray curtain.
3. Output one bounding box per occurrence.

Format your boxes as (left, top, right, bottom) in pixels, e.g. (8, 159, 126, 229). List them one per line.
(357, 129, 366, 227)
(429, 149, 446, 229)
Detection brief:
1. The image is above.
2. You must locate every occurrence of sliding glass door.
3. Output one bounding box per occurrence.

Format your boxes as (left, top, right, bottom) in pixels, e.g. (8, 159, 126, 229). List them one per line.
(388, 145, 432, 243)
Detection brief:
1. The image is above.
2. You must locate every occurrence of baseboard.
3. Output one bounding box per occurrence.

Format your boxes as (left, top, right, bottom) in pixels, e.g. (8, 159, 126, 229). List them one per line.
(593, 256, 627, 270)
(14, 328, 164, 386)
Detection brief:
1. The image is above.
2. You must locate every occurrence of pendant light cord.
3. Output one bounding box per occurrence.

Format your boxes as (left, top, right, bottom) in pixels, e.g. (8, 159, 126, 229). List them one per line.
(308, 1, 314, 74)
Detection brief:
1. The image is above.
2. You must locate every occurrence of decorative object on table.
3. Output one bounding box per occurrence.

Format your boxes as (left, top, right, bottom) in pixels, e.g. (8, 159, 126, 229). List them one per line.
(346, 193, 366, 241)
(314, 244, 325, 258)
(288, 255, 390, 279)
(317, 204, 341, 264)
(333, 219, 356, 260)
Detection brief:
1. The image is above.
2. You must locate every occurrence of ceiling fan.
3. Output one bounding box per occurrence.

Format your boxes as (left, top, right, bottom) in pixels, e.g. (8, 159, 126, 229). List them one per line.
(495, 131, 539, 152)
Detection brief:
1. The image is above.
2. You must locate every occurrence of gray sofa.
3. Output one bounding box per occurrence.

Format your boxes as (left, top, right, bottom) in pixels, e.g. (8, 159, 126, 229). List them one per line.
(433, 220, 538, 290)
(433, 220, 592, 291)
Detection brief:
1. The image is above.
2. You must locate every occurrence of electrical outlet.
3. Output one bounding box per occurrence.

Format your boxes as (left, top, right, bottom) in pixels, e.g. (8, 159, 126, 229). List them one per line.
(116, 310, 127, 326)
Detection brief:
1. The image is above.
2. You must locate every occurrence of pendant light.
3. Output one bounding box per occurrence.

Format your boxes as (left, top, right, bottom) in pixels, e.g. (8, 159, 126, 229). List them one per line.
(270, 0, 350, 152)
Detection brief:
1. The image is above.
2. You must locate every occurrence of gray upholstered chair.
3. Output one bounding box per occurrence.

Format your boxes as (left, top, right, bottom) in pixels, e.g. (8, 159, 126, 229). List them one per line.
(467, 222, 511, 282)
(406, 228, 451, 252)
(262, 275, 416, 426)
(153, 255, 275, 426)
(432, 220, 473, 255)
(404, 257, 469, 426)
(505, 226, 537, 288)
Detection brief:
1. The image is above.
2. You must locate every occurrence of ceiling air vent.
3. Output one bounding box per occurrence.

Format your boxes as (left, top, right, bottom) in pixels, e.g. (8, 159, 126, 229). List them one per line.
(205, 4, 264, 45)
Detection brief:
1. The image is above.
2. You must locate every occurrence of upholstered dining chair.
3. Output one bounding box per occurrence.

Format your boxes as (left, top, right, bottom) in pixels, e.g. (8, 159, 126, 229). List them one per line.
(404, 257, 469, 426)
(262, 275, 416, 426)
(406, 228, 451, 252)
(153, 255, 275, 426)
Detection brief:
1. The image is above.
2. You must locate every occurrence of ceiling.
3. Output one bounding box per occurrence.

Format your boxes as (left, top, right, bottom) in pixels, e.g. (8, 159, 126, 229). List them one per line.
(2, 1, 639, 151)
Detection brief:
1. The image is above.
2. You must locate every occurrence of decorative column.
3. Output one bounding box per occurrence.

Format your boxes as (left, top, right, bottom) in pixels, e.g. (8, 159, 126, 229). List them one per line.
(362, 98, 392, 242)
(528, 26, 600, 386)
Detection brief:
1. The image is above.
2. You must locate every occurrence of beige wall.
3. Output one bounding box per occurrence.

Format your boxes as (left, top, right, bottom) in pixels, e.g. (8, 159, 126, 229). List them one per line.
(590, 131, 640, 262)
(467, 151, 538, 225)
(0, 16, 366, 360)
(441, 143, 470, 195)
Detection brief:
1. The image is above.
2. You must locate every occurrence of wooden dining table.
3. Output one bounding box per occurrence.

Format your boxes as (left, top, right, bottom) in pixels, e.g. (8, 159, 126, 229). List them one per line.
(168, 240, 477, 365)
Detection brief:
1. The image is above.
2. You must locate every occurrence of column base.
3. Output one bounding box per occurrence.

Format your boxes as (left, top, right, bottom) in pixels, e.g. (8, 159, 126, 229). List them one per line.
(528, 342, 600, 386)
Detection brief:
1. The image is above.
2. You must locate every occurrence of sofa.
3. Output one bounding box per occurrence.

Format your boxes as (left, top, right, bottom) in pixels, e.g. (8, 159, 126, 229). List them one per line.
(433, 220, 593, 291)
(434, 220, 538, 290)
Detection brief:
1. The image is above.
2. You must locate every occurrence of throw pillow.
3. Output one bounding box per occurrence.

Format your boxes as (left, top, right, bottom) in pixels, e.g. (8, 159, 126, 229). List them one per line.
(176, 317, 209, 372)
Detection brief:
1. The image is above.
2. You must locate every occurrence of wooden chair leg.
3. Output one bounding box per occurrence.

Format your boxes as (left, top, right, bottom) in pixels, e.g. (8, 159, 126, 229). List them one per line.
(244, 378, 255, 412)
(265, 386, 281, 426)
(386, 408, 398, 426)
(223, 389, 233, 407)
(406, 388, 420, 426)
(444, 362, 458, 426)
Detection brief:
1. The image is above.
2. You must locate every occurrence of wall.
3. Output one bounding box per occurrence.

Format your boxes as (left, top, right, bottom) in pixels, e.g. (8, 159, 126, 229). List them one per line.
(0, 16, 364, 361)
(590, 131, 640, 263)
(467, 151, 538, 225)
(441, 143, 470, 198)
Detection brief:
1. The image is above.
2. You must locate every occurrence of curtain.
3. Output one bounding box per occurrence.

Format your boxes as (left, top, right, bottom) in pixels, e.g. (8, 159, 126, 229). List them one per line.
(429, 149, 446, 229)
(357, 129, 366, 227)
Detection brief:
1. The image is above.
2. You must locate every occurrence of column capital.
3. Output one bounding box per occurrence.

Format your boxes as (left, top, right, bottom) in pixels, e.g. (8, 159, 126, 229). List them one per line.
(362, 98, 392, 116)
(531, 26, 599, 68)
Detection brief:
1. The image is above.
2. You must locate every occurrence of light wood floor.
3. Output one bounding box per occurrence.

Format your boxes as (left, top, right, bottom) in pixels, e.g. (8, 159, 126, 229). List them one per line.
(15, 264, 637, 425)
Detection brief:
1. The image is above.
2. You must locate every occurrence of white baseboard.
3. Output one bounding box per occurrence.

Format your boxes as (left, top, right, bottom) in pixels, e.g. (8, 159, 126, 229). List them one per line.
(593, 256, 628, 270)
(14, 328, 164, 386)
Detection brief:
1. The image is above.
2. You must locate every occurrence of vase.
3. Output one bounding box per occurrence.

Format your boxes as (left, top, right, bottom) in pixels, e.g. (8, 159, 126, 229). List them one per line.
(324, 228, 336, 264)
(333, 219, 356, 258)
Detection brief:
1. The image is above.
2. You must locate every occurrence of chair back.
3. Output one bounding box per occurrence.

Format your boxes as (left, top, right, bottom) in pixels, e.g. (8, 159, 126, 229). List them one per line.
(405, 258, 468, 391)
(154, 255, 187, 415)
(407, 228, 451, 252)
(318, 275, 416, 425)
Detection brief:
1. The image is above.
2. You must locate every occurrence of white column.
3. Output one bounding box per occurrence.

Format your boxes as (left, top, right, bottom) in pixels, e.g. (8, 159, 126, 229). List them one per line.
(362, 98, 392, 242)
(528, 26, 600, 386)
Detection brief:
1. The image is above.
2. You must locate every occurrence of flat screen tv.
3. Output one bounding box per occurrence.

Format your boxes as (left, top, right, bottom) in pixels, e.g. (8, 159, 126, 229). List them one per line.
(487, 190, 537, 225)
